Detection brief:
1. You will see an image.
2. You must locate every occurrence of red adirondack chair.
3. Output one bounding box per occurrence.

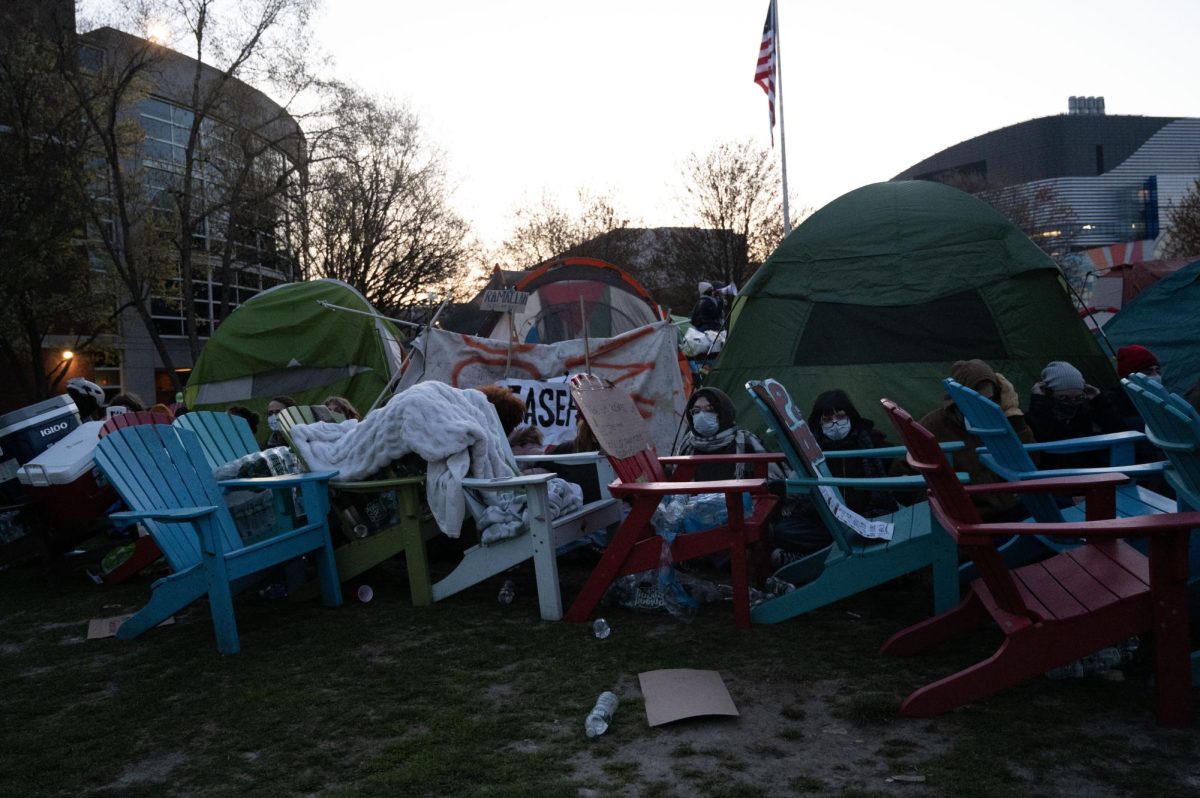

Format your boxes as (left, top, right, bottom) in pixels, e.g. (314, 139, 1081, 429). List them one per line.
(98, 411, 175, 584)
(880, 399, 1198, 726)
(564, 374, 781, 628)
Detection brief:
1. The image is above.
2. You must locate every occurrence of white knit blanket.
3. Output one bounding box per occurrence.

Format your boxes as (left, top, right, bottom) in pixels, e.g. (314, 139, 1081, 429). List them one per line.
(289, 382, 511, 537)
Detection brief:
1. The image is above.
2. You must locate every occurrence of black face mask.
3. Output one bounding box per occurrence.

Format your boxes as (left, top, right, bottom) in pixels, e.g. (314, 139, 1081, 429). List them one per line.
(1051, 399, 1083, 423)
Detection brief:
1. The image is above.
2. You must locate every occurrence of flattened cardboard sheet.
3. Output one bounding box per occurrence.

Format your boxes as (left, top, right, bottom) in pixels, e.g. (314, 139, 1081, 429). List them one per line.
(638, 668, 739, 727)
(87, 614, 174, 640)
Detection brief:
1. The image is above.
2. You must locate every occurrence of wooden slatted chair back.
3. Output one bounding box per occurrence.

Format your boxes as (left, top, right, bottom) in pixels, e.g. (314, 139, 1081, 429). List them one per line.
(94, 425, 243, 570)
(1124, 374, 1200, 505)
(98, 410, 173, 439)
(944, 378, 1064, 523)
(275, 406, 344, 472)
(173, 411, 259, 469)
(747, 378, 853, 554)
(568, 374, 664, 484)
(881, 399, 1029, 616)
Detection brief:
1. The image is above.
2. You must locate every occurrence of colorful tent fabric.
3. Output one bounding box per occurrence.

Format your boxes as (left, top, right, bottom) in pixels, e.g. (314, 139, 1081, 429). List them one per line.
(471, 257, 665, 344)
(185, 279, 404, 429)
(1103, 259, 1200, 393)
(704, 181, 1115, 432)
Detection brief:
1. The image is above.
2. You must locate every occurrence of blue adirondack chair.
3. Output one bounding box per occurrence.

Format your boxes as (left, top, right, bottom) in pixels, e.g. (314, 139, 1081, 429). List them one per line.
(745, 379, 961, 624)
(945, 378, 1173, 573)
(93, 424, 342, 654)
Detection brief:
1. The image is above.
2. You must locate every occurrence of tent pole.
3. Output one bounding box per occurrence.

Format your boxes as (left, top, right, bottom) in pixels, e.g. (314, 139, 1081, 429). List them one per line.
(316, 300, 424, 329)
(504, 311, 514, 378)
(580, 296, 591, 375)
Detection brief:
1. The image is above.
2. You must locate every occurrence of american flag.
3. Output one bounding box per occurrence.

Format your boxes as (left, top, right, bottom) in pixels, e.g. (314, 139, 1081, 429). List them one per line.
(753, 4, 776, 145)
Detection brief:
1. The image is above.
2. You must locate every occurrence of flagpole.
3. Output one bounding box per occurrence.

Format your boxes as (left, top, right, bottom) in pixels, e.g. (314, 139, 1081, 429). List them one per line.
(773, 0, 792, 234)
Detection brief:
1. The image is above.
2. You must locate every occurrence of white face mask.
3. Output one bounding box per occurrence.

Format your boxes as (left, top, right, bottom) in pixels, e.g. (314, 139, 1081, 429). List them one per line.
(266, 414, 280, 431)
(692, 411, 720, 437)
(821, 418, 851, 442)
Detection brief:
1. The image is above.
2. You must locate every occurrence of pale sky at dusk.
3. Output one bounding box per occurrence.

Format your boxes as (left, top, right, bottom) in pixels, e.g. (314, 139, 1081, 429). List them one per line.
(86, 0, 1200, 248)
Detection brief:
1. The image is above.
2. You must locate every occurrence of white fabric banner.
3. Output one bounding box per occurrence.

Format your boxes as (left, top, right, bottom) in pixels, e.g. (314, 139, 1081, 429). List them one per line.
(398, 322, 689, 455)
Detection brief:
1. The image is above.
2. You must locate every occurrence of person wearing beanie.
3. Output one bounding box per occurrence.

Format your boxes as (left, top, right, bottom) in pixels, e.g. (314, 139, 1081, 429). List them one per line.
(913, 359, 1035, 522)
(1116, 345, 1161, 380)
(1028, 360, 1111, 469)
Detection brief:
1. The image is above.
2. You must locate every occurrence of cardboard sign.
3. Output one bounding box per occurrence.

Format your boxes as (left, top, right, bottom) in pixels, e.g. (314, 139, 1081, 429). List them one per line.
(87, 614, 174, 640)
(639, 669, 739, 727)
(502, 378, 578, 447)
(480, 289, 530, 313)
(570, 380, 651, 459)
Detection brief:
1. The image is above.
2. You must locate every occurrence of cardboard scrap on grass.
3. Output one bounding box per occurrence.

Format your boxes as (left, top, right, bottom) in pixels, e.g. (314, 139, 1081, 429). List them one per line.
(87, 614, 174, 640)
(638, 669, 739, 727)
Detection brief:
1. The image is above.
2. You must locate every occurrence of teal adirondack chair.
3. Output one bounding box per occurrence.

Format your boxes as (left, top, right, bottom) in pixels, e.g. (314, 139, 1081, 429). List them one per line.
(745, 379, 960, 624)
(93, 424, 342, 654)
(945, 378, 1173, 574)
(1122, 374, 1200, 683)
(173, 411, 261, 469)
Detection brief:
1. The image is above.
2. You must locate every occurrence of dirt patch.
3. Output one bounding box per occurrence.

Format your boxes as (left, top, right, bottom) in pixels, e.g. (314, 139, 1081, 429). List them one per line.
(569, 678, 950, 795)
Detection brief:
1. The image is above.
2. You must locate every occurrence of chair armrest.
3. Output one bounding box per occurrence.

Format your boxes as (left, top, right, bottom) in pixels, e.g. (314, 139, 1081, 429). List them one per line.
(1020, 430, 1145, 454)
(788, 473, 970, 491)
(514, 451, 604, 466)
(609, 477, 766, 497)
(109, 506, 220, 525)
(824, 441, 966, 459)
(219, 471, 338, 490)
(963, 472, 1130, 496)
(958, 511, 1200, 540)
(659, 452, 786, 465)
(463, 473, 555, 490)
(330, 475, 424, 492)
(982, 461, 1166, 482)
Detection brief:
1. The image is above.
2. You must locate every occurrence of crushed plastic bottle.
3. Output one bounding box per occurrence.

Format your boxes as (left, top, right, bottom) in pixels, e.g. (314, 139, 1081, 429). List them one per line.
(592, 618, 611, 639)
(497, 578, 516, 606)
(585, 691, 619, 738)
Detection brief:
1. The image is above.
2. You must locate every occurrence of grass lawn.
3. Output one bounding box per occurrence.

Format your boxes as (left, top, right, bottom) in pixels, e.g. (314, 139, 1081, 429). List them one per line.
(1, 540, 1197, 797)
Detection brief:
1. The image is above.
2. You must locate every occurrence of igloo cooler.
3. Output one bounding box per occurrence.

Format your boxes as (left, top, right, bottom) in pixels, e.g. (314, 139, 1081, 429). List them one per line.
(17, 421, 117, 529)
(0, 395, 80, 503)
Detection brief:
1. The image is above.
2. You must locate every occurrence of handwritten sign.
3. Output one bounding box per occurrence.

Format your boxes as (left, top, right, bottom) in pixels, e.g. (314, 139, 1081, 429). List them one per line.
(480, 289, 530, 313)
(570, 379, 652, 459)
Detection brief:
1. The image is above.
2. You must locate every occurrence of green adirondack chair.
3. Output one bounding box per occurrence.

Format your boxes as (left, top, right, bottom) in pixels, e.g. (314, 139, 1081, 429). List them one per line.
(93, 424, 341, 654)
(276, 405, 439, 603)
(745, 379, 961, 624)
(946, 378, 1174, 575)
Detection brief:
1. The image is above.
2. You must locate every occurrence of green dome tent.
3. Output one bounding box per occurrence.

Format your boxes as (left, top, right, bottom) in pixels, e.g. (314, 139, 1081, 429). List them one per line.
(704, 181, 1114, 431)
(185, 279, 404, 431)
(1103, 258, 1200, 393)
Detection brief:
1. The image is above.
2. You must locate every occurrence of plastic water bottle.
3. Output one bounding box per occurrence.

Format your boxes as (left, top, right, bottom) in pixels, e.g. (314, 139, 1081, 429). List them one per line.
(497, 578, 516, 606)
(585, 691, 619, 738)
(592, 618, 611, 639)
(1046, 645, 1131, 680)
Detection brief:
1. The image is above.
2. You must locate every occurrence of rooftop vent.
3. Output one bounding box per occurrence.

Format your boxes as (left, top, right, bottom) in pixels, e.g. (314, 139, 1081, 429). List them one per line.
(1068, 96, 1106, 116)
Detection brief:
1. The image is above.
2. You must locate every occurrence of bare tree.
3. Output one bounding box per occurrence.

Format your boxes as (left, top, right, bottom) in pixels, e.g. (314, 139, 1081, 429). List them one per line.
(940, 172, 1079, 259)
(674, 139, 784, 291)
(0, 14, 119, 403)
(496, 189, 635, 268)
(1162, 176, 1200, 259)
(306, 86, 474, 312)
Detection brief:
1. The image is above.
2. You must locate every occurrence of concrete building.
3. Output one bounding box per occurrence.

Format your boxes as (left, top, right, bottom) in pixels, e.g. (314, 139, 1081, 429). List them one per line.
(892, 98, 1200, 255)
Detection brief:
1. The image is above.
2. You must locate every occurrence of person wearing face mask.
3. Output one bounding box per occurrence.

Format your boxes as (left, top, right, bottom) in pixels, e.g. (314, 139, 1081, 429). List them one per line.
(806, 390, 897, 518)
(263, 394, 298, 448)
(1027, 361, 1114, 470)
(915, 358, 1035, 522)
(677, 387, 785, 482)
